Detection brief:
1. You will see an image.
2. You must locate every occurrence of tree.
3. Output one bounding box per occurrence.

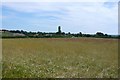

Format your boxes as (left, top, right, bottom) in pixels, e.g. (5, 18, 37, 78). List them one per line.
(68, 32, 71, 35)
(58, 26, 61, 34)
(79, 32, 82, 36)
(96, 32, 104, 36)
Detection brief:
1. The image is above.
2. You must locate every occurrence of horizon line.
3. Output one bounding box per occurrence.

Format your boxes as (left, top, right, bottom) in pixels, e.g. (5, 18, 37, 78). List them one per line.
(0, 28, 119, 35)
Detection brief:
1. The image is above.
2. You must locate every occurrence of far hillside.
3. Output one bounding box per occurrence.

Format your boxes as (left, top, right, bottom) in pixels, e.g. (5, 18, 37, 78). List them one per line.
(0, 30, 25, 38)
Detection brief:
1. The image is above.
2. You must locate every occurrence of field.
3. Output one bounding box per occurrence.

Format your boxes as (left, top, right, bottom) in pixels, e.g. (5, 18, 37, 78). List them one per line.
(2, 38, 118, 78)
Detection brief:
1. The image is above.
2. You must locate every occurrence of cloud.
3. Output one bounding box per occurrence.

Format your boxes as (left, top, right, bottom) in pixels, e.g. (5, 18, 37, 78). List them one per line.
(53, 2, 118, 34)
(2, 2, 66, 13)
(2, 2, 118, 34)
(1, 0, 119, 2)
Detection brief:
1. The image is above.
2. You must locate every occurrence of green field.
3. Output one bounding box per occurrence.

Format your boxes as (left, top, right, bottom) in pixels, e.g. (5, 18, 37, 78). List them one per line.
(2, 38, 118, 78)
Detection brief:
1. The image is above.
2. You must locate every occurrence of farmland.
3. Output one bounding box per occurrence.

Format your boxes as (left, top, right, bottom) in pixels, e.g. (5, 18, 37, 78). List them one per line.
(2, 38, 118, 78)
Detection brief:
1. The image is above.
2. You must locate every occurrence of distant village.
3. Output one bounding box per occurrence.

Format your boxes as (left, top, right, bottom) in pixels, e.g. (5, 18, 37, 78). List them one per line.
(0, 26, 119, 39)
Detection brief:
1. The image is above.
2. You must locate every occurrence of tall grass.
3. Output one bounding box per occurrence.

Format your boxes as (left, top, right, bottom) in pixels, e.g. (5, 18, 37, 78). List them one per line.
(2, 38, 118, 78)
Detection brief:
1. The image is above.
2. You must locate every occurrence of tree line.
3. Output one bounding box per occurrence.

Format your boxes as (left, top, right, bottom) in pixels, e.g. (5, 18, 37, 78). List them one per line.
(1, 29, 119, 39)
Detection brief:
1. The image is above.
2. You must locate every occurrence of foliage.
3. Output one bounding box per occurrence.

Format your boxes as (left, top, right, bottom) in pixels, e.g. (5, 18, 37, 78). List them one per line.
(0, 29, 119, 39)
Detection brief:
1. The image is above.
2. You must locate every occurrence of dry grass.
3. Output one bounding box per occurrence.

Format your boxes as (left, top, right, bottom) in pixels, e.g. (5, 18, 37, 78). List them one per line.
(2, 38, 118, 78)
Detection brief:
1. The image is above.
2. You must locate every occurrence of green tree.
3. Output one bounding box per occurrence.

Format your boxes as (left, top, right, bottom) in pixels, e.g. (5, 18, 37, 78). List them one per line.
(79, 32, 82, 37)
(96, 32, 104, 36)
(58, 26, 61, 34)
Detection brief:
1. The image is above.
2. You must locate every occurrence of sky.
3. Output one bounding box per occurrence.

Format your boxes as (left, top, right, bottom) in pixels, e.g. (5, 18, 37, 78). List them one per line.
(1, 0, 119, 35)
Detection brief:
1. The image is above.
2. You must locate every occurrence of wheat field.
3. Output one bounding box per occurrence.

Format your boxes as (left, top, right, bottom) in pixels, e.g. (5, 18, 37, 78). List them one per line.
(2, 38, 118, 78)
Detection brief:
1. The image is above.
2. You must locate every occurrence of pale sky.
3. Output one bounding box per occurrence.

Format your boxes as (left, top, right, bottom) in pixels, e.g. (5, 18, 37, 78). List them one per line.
(1, 0, 119, 35)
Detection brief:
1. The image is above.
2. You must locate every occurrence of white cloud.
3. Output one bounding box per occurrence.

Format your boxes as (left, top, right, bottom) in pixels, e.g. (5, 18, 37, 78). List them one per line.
(2, 2, 118, 34)
(2, 2, 68, 13)
(2, 0, 119, 2)
(53, 2, 118, 33)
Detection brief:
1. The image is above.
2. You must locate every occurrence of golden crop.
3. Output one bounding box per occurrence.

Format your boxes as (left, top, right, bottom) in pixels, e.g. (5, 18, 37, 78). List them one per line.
(2, 38, 118, 78)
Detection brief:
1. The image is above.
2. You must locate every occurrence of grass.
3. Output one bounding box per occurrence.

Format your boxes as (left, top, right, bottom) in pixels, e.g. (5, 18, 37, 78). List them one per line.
(2, 38, 118, 78)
